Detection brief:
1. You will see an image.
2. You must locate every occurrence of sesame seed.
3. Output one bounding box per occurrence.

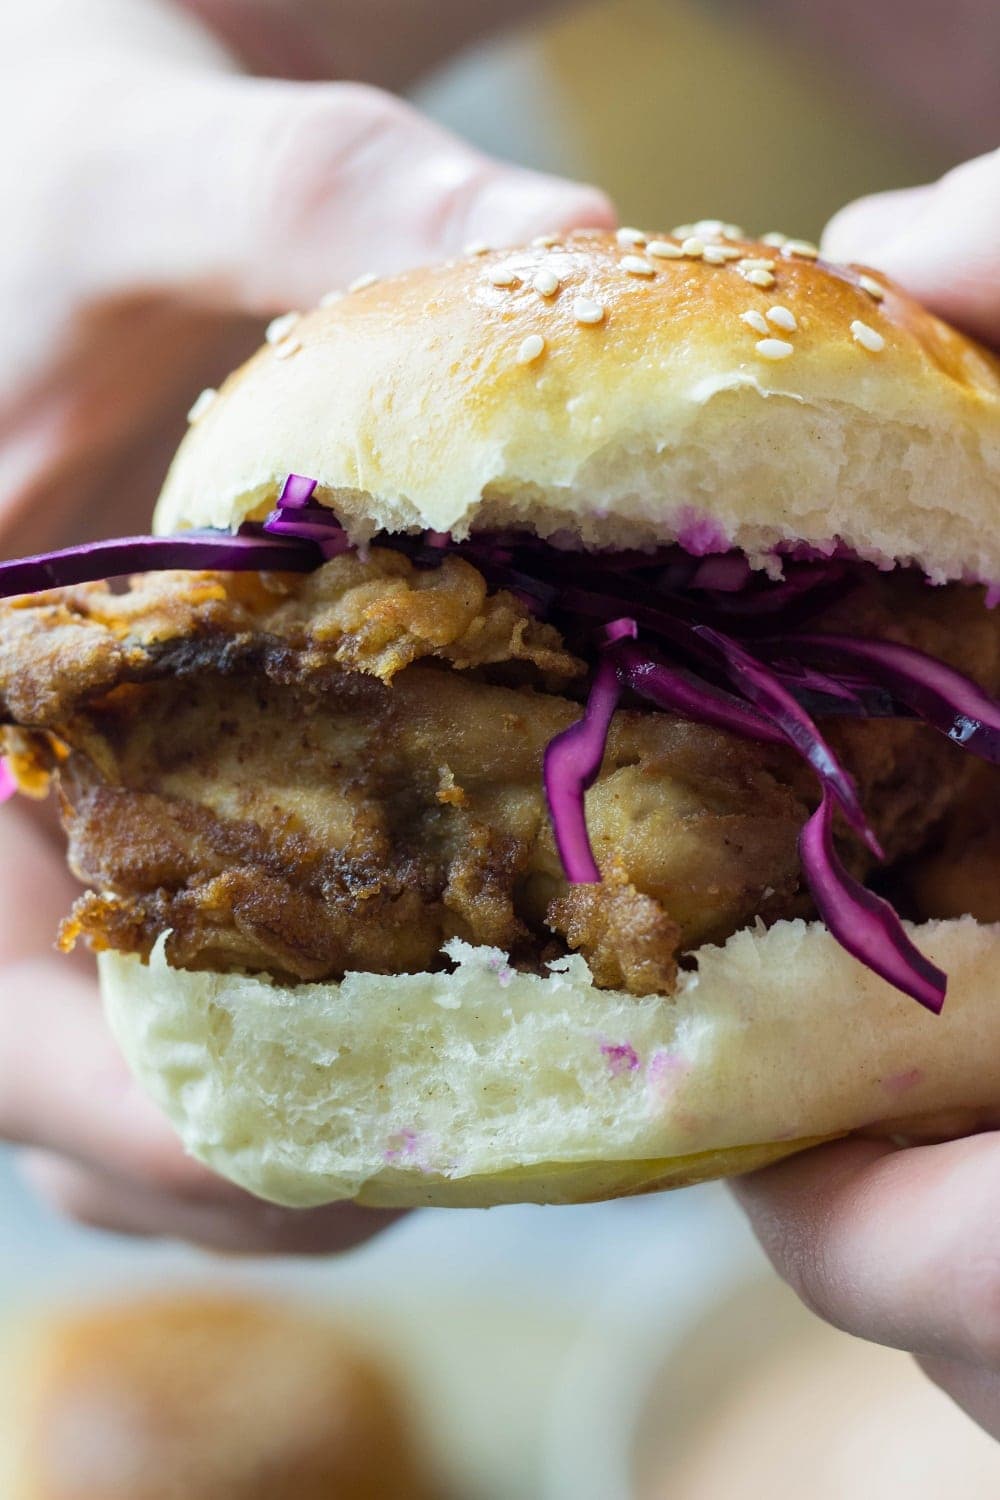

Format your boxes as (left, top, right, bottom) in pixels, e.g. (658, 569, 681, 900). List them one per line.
(186, 387, 216, 424)
(740, 310, 769, 335)
(573, 296, 605, 325)
(756, 338, 794, 360)
(265, 311, 300, 345)
(318, 289, 344, 308)
(616, 226, 646, 247)
(851, 319, 885, 352)
(646, 239, 684, 259)
(487, 265, 520, 287)
(722, 223, 746, 240)
(693, 218, 726, 238)
(702, 244, 743, 264)
(532, 233, 560, 248)
(760, 231, 788, 247)
(348, 271, 379, 292)
(273, 336, 302, 360)
(766, 304, 797, 332)
(681, 236, 705, 257)
(858, 274, 885, 302)
(782, 239, 819, 260)
(621, 254, 656, 276)
(738, 257, 776, 272)
(532, 267, 560, 297)
(671, 223, 695, 239)
(516, 333, 546, 365)
(744, 268, 776, 288)
(464, 240, 491, 256)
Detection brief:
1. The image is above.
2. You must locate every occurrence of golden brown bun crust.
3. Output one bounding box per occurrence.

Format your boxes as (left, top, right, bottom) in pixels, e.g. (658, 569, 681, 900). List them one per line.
(17, 1294, 433, 1500)
(158, 229, 1000, 582)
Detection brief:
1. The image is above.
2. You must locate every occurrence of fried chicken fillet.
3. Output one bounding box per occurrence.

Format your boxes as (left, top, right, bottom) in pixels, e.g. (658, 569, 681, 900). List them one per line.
(2, 549, 996, 998)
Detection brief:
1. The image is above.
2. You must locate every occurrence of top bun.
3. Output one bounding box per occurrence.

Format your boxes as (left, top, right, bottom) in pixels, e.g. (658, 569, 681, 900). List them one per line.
(156, 227, 1000, 584)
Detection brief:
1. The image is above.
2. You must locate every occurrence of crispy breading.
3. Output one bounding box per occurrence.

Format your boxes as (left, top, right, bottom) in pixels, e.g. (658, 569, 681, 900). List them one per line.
(2, 553, 997, 995)
(908, 762, 1000, 924)
(0, 549, 580, 729)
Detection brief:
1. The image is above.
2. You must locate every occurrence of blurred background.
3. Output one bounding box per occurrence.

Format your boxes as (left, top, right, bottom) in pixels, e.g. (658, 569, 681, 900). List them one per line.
(3, 1, 998, 1495)
(413, 0, 957, 241)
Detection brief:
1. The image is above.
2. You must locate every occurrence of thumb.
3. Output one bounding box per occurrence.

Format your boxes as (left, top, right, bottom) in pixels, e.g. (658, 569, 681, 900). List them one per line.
(77, 69, 615, 314)
(821, 149, 1000, 348)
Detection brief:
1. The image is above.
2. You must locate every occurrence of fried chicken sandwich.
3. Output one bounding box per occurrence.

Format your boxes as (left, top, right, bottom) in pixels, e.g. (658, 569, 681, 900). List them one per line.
(2, 225, 1000, 1208)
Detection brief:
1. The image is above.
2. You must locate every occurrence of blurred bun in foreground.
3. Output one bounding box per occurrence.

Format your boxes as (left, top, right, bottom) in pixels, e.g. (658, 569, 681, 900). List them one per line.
(13, 1292, 435, 1500)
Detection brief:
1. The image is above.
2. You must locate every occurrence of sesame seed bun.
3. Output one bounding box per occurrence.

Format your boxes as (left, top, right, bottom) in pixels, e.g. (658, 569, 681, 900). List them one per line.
(157, 229, 1000, 585)
(12, 1293, 433, 1499)
(119, 229, 1000, 1211)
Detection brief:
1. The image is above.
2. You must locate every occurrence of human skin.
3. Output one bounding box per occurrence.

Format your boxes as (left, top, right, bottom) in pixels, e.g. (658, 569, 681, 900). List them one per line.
(0, 0, 612, 1251)
(735, 148, 1000, 1439)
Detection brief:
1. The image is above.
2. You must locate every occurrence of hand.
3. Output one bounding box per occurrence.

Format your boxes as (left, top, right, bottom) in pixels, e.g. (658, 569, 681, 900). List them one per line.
(734, 1136, 1000, 1439)
(736, 146, 1000, 1436)
(0, 0, 613, 1250)
(823, 147, 1000, 346)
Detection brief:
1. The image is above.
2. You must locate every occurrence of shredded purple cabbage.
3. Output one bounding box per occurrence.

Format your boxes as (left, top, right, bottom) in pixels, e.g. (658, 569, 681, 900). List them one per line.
(800, 793, 946, 1012)
(0, 531, 317, 600)
(768, 660, 899, 719)
(689, 555, 752, 592)
(693, 626, 884, 860)
(614, 640, 785, 746)
(273, 473, 318, 510)
(598, 617, 639, 646)
(781, 635, 1000, 765)
(1, 473, 996, 1008)
(262, 476, 350, 560)
(543, 654, 622, 883)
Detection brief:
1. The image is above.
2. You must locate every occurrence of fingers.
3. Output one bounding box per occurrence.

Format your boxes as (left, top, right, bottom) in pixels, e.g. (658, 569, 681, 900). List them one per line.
(20, 1149, 397, 1254)
(65, 70, 614, 314)
(240, 80, 613, 307)
(917, 1354, 1000, 1443)
(821, 148, 1000, 346)
(0, 956, 215, 1189)
(734, 1133, 1000, 1370)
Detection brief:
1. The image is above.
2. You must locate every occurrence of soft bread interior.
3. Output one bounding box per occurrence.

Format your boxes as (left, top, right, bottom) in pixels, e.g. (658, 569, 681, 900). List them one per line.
(100, 917, 1000, 1209)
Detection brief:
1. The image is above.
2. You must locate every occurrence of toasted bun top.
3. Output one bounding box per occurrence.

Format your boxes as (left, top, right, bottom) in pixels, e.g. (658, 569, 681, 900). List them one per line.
(156, 227, 1000, 582)
(17, 1293, 431, 1500)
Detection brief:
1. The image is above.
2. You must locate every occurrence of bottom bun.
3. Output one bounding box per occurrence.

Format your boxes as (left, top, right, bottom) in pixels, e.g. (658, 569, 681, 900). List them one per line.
(100, 918, 1000, 1210)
